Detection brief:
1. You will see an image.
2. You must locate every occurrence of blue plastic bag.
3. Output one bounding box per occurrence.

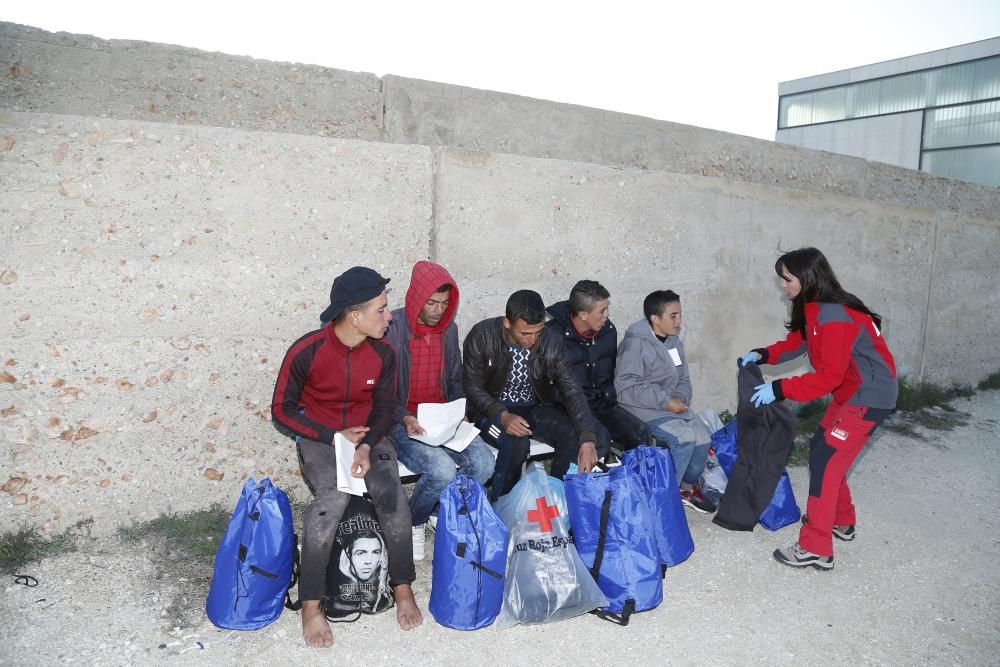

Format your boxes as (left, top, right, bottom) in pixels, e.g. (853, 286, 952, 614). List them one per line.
(621, 446, 695, 567)
(712, 422, 800, 531)
(758, 471, 800, 531)
(429, 475, 508, 630)
(206, 478, 296, 630)
(565, 465, 663, 624)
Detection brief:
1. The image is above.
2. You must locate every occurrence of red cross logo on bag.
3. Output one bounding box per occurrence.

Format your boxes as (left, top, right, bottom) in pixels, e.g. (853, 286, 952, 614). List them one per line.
(527, 496, 560, 533)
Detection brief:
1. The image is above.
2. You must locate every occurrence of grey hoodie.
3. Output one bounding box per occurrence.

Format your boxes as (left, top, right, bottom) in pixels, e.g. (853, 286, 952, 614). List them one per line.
(614, 319, 696, 423)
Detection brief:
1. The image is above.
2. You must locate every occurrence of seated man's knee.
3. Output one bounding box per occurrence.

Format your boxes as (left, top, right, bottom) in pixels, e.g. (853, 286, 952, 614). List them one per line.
(467, 447, 496, 482)
(424, 460, 457, 487)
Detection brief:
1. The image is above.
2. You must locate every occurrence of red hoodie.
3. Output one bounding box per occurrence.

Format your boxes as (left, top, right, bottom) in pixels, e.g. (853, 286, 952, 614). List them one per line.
(403, 261, 460, 414)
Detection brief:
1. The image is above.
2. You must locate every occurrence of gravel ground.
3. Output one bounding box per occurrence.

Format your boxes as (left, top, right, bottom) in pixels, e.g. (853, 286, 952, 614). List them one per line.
(2, 390, 998, 666)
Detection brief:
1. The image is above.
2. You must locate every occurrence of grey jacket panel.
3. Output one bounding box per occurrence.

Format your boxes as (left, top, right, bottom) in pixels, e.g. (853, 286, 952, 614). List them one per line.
(614, 319, 696, 424)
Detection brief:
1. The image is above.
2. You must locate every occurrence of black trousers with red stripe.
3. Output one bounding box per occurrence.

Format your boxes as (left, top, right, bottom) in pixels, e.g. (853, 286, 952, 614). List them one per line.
(799, 402, 891, 556)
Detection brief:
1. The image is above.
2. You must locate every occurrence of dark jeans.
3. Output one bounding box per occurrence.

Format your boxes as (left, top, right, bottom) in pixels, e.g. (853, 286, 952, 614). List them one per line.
(477, 403, 599, 502)
(296, 436, 415, 600)
(593, 403, 652, 452)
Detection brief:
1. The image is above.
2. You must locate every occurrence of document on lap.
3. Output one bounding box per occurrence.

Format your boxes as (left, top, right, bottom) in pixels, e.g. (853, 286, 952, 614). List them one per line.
(334, 433, 368, 496)
(412, 398, 478, 452)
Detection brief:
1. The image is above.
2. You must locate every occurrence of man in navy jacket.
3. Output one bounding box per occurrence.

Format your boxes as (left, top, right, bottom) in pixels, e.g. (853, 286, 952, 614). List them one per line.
(545, 280, 650, 455)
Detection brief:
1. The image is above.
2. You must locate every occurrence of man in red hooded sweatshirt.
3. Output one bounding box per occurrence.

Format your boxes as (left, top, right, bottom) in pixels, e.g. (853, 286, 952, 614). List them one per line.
(385, 261, 496, 561)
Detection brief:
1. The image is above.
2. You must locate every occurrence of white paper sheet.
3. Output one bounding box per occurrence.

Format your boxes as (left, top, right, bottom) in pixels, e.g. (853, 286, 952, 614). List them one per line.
(440, 420, 479, 452)
(334, 433, 367, 496)
(411, 398, 467, 447)
(667, 347, 682, 366)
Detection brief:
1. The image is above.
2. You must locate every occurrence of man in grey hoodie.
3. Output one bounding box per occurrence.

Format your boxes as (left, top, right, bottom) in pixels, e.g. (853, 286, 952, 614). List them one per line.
(614, 290, 716, 513)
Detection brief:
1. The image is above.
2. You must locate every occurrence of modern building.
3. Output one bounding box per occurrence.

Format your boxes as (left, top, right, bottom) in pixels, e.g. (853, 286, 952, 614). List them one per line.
(776, 38, 1000, 188)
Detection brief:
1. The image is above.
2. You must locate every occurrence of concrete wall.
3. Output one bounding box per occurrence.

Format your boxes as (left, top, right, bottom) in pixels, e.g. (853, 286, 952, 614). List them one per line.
(4, 22, 998, 219)
(0, 111, 430, 533)
(0, 23, 383, 140)
(381, 75, 1000, 220)
(2, 23, 999, 534)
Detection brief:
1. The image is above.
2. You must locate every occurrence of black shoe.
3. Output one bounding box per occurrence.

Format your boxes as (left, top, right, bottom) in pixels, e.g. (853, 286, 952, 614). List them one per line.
(773, 543, 834, 571)
(801, 515, 856, 541)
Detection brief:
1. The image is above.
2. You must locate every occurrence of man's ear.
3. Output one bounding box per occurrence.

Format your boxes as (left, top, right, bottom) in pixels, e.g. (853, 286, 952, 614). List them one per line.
(502, 317, 511, 331)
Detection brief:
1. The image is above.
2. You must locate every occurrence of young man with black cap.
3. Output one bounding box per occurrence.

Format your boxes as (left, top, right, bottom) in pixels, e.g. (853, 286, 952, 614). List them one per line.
(463, 289, 602, 501)
(271, 266, 422, 648)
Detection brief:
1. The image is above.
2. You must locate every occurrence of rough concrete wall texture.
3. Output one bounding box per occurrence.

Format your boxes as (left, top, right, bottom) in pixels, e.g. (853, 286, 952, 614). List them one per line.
(922, 216, 1000, 384)
(433, 147, 943, 404)
(0, 110, 432, 534)
(383, 74, 1000, 219)
(0, 23, 382, 140)
(1, 23, 998, 534)
(4, 21, 998, 219)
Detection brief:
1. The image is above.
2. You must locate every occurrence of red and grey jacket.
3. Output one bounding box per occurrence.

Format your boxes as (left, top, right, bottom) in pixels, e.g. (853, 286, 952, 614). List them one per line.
(270, 325, 397, 447)
(757, 301, 897, 409)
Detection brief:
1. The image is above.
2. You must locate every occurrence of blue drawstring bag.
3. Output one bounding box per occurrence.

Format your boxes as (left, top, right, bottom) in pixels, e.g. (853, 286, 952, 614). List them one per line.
(206, 478, 297, 630)
(429, 475, 509, 630)
(621, 446, 695, 567)
(565, 465, 663, 625)
(713, 422, 800, 531)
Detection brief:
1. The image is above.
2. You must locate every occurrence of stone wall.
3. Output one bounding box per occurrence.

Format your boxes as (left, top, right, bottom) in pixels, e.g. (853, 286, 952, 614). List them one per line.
(1, 22, 998, 534)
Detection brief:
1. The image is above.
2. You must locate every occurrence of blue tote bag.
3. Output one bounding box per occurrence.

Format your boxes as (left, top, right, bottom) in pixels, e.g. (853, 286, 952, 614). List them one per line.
(565, 465, 663, 625)
(621, 446, 695, 567)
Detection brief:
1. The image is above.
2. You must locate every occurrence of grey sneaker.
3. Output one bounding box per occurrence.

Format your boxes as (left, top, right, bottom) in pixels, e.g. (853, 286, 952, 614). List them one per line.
(773, 542, 834, 571)
(801, 515, 856, 541)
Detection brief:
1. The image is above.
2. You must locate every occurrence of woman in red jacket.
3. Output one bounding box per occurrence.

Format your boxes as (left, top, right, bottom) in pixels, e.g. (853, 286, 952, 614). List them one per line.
(739, 247, 898, 571)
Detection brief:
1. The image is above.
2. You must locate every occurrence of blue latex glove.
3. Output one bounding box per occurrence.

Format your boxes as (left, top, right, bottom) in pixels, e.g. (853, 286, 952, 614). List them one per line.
(739, 351, 761, 367)
(751, 382, 776, 408)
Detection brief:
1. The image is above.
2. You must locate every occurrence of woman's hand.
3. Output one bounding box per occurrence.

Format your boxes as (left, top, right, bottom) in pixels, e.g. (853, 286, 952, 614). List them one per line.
(751, 383, 776, 407)
(739, 351, 761, 367)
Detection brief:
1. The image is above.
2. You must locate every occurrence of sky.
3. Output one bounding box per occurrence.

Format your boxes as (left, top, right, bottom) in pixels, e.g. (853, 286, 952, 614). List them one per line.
(4, 0, 1000, 140)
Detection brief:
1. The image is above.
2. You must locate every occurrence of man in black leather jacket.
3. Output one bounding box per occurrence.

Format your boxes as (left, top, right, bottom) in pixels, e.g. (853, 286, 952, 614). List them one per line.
(464, 289, 601, 501)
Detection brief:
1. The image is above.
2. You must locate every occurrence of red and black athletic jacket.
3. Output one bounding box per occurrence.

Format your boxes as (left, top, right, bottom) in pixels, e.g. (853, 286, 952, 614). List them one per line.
(271, 326, 397, 447)
(756, 301, 897, 409)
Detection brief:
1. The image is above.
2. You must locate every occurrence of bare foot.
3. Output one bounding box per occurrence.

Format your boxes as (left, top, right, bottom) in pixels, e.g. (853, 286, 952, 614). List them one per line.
(301, 600, 333, 648)
(393, 584, 423, 631)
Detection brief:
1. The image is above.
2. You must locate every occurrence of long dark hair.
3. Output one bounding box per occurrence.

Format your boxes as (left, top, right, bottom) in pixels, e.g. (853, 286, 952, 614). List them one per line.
(775, 247, 881, 336)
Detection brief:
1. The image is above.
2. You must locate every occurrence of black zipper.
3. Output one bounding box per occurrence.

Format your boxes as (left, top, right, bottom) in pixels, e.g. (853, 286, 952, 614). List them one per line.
(250, 565, 279, 579)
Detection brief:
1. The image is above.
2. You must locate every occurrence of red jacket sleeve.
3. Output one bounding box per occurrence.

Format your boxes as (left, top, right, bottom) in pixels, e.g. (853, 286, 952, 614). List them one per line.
(762, 329, 807, 365)
(775, 320, 860, 403)
(270, 333, 337, 444)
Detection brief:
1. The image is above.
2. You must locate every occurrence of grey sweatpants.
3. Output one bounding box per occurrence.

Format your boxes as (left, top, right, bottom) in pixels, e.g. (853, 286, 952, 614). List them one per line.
(296, 437, 415, 601)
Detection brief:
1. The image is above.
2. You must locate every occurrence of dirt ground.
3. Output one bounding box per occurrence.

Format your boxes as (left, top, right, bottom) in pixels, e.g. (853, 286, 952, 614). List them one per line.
(2, 390, 999, 666)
